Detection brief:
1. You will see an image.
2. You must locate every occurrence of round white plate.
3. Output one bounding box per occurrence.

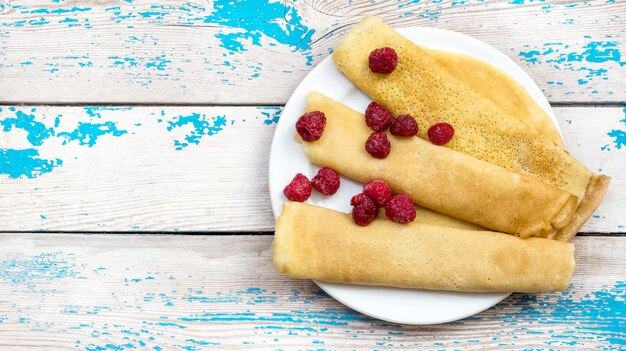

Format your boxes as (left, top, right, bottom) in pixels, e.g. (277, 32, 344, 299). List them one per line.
(268, 26, 561, 325)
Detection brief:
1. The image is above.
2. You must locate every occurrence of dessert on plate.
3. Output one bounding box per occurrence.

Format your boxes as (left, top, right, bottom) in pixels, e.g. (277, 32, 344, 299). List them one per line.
(272, 16, 609, 294)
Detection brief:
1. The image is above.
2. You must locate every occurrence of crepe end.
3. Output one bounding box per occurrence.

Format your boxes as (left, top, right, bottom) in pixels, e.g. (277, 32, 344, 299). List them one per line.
(332, 16, 382, 72)
(554, 174, 611, 242)
(551, 195, 578, 229)
(273, 202, 302, 278)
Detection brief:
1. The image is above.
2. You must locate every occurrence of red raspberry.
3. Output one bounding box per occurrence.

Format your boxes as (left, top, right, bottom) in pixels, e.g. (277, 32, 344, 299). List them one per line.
(390, 115, 418, 137)
(311, 167, 341, 195)
(350, 193, 368, 206)
(368, 47, 398, 74)
(385, 194, 416, 223)
(365, 132, 391, 159)
(296, 111, 326, 142)
(365, 102, 393, 132)
(363, 180, 392, 207)
(350, 193, 378, 226)
(283, 173, 312, 202)
(427, 122, 455, 145)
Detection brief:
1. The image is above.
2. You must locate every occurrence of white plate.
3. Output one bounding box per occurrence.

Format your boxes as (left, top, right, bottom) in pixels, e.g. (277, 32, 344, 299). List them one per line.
(268, 26, 561, 325)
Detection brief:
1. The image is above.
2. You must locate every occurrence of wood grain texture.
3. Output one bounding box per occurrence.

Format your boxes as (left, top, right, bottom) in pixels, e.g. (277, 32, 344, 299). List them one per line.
(0, 0, 624, 104)
(0, 234, 622, 350)
(1, 105, 624, 232)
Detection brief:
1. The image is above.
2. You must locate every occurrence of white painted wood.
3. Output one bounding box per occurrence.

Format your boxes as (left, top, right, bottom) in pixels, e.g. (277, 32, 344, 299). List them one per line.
(0, 234, 622, 350)
(0, 0, 624, 104)
(0, 105, 278, 232)
(0, 105, 624, 232)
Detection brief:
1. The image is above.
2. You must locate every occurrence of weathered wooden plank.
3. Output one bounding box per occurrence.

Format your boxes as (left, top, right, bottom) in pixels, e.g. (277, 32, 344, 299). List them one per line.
(1, 105, 624, 232)
(0, 105, 279, 232)
(0, 0, 624, 104)
(0, 234, 622, 350)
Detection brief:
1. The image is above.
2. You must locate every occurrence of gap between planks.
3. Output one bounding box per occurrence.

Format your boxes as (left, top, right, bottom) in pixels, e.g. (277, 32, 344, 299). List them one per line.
(1, 102, 626, 108)
(0, 231, 622, 236)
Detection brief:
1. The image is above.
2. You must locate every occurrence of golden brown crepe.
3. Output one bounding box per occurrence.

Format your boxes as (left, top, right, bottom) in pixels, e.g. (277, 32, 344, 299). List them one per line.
(332, 16, 610, 240)
(300, 92, 576, 238)
(427, 49, 563, 146)
(410, 205, 484, 231)
(274, 202, 575, 292)
(553, 174, 611, 241)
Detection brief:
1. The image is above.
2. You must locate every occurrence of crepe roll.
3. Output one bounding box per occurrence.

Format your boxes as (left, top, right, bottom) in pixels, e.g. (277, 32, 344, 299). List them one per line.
(300, 92, 576, 238)
(333, 16, 591, 196)
(274, 202, 575, 293)
(332, 17, 611, 237)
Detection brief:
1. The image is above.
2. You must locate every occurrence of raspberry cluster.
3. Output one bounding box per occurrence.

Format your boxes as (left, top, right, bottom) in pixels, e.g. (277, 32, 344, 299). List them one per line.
(286, 49, 455, 227)
(364, 47, 455, 157)
(350, 179, 416, 226)
(283, 167, 341, 202)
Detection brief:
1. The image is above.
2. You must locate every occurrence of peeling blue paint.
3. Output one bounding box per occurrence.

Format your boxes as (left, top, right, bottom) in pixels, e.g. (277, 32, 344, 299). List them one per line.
(0, 148, 63, 179)
(604, 108, 626, 151)
(518, 41, 624, 91)
(519, 41, 624, 67)
(508, 0, 547, 4)
(0, 111, 54, 146)
(0, 107, 133, 178)
(0, 252, 77, 284)
(83, 106, 133, 118)
(0, 271, 621, 350)
(204, 0, 315, 54)
(184, 339, 220, 346)
(607, 129, 626, 149)
(258, 106, 282, 125)
(215, 32, 259, 53)
(19, 6, 91, 15)
(144, 54, 171, 71)
(3, 0, 319, 84)
(166, 113, 228, 150)
(57, 122, 127, 147)
(572, 41, 624, 65)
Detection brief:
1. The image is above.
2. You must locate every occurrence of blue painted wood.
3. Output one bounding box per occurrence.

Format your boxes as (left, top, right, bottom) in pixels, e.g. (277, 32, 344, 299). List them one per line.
(0, 105, 623, 232)
(0, 1, 623, 348)
(0, 0, 623, 103)
(0, 105, 280, 179)
(0, 240, 622, 350)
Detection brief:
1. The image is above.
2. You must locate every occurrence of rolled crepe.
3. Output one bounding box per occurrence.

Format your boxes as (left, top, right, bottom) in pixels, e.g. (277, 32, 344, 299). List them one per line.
(332, 16, 610, 240)
(300, 92, 576, 238)
(274, 202, 575, 293)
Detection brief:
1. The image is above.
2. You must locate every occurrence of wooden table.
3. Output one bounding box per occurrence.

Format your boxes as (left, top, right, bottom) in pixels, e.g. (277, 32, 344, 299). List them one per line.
(0, 1, 624, 349)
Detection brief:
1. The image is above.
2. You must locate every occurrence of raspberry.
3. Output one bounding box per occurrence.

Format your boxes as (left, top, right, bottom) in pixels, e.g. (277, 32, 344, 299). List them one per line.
(350, 193, 368, 206)
(365, 102, 393, 132)
(390, 115, 418, 137)
(365, 132, 391, 159)
(368, 47, 398, 74)
(385, 194, 416, 223)
(311, 167, 341, 195)
(296, 111, 326, 142)
(350, 193, 379, 226)
(363, 180, 392, 207)
(427, 122, 455, 145)
(283, 173, 312, 202)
